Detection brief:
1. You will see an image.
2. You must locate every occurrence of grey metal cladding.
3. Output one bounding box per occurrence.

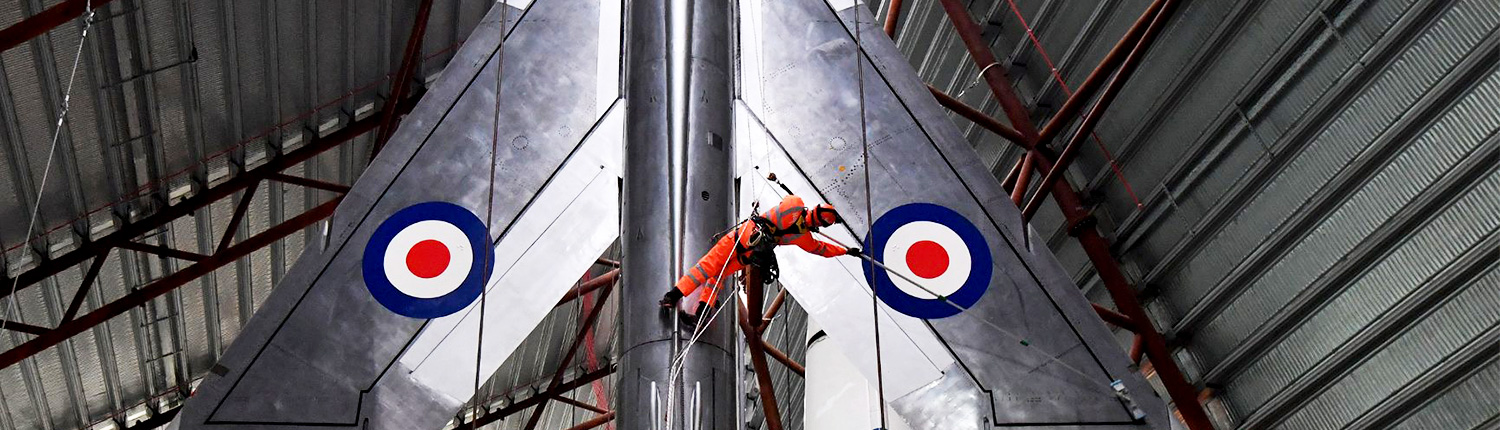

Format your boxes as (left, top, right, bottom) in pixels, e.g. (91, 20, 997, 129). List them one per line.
(177, 0, 608, 428)
(744, 0, 1166, 427)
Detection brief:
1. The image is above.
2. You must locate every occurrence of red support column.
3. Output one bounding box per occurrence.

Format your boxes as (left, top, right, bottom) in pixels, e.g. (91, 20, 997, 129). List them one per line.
(564, 412, 616, 430)
(522, 277, 617, 430)
(1032, 0, 1170, 147)
(1021, 0, 1178, 221)
(0, 198, 342, 369)
(1062, 185, 1214, 428)
(1092, 303, 1139, 333)
(936, 0, 1040, 141)
(931, 1, 1213, 426)
(1011, 153, 1036, 205)
(927, 85, 1029, 146)
(739, 270, 785, 430)
(0, 92, 423, 370)
(883, 0, 905, 38)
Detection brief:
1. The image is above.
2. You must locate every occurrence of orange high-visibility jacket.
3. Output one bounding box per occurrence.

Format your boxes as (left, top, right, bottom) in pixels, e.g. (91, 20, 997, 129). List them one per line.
(674, 195, 847, 304)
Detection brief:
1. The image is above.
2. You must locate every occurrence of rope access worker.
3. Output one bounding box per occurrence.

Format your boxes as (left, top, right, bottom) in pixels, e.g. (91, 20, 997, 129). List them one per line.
(659, 194, 861, 322)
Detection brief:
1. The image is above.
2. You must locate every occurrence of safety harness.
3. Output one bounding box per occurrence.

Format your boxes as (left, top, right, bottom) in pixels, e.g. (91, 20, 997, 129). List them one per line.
(737, 213, 819, 284)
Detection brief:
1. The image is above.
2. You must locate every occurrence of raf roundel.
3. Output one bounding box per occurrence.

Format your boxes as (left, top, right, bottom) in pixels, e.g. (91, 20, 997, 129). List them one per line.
(863, 203, 992, 319)
(363, 201, 492, 318)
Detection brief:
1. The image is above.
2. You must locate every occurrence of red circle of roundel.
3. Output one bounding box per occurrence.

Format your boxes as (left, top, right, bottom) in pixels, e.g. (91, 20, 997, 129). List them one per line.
(363, 201, 492, 319)
(863, 202, 992, 319)
(406, 239, 451, 279)
(906, 240, 949, 279)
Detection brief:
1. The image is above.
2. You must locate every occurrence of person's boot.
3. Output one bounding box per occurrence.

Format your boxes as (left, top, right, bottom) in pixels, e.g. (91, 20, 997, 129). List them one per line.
(659, 289, 684, 309)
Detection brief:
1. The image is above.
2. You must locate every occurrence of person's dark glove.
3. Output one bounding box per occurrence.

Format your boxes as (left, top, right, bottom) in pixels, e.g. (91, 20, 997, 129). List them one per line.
(846, 247, 862, 258)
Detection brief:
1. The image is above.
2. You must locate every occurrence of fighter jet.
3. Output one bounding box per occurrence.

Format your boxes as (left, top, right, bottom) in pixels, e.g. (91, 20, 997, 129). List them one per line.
(175, 0, 1169, 428)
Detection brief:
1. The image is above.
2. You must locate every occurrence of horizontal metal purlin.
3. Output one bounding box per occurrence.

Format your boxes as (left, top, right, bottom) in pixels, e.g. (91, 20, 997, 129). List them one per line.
(0, 0, 116, 53)
(0, 197, 340, 369)
(0, 91, 424, 302)
(470, 366, 616, 428)
(0, 92, 424, 370)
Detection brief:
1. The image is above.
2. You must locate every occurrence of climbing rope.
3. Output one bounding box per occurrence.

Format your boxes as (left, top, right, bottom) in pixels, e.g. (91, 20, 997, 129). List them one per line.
(1, 3, 98, 335)
(851, 7, 892, 428)
(470, 3, 510, 427)
(664, 213, 749, 427)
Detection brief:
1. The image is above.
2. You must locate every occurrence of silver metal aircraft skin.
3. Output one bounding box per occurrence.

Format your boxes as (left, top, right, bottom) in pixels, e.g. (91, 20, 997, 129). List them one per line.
(736, 0, 1168, 427)
(177, 0, 625, 428)
(175, 0, 1170, 428)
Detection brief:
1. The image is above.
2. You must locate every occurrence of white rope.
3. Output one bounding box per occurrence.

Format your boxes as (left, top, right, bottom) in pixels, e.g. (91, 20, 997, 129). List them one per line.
(470, 3, 509, 427)
(2, 4, 98, 336)
(955, 62, 1001, 99)
(663, 209, 750, 427)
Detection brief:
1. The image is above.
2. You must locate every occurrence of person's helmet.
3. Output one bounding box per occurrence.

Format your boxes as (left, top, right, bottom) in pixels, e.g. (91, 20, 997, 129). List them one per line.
(809, 204, 842, 227)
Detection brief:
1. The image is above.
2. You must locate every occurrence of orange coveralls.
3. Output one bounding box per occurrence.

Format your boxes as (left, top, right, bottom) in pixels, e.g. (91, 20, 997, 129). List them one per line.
(673, 195, 847, 304)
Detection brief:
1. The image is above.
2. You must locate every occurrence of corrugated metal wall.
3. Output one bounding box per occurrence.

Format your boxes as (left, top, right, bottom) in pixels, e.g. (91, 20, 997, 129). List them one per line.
(881, 0, 1500, 427)
(0, 1, 489, 428)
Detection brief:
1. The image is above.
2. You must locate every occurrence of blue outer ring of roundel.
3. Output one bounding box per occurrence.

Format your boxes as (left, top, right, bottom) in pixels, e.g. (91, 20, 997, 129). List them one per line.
(362, 201, 492, 319)
(862, 203, 992, 319)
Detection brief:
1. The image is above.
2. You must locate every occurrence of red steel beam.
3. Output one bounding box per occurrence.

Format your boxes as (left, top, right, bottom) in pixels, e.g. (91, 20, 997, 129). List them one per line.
(0, 320, 48, 335)
(372, 0, 437, 156)
(883, 0, 905, 38)
(761, 339, 804, 377)
(933, 2, 1211, 427)
(471, 366, 615, 427)
(1001, 157, 1025, 191)
(1032, 0, 1169, 148)
(0, 0, 114, 53)
(927, 85, 1029, 146)
(522, 275, 616, 430)
(553, 395, 609, 415)
(214, 184, 260, 254)
(554, 269, 620, 308)
(1010, 153, 1036, 205)
(58, 252, 109, 323)
(0, 91, 423, 303)
(114, 241, 206, 262)
(0, 197, 340, 369)
(564, 412, 616, 430)
(265, 173, 351, 194)
(1130, 335, 1145, 364)
(738, 270, 785, 430)
(1022, 0, 1177, 222)
(936, 0, 1039, 141)
(1092, 303, 1138, 333)
(759, 288, 786, 330)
